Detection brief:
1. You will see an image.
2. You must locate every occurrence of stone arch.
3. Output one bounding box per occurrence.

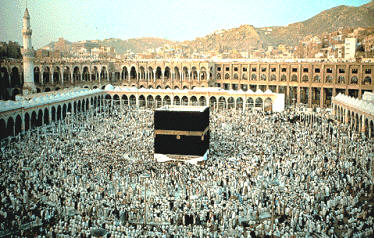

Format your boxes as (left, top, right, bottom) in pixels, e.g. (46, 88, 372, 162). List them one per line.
(174, 67, 180, 81)
(57, 105, 62, 120)
(191, 66, 198, 80)
(291, 74, 298, 82)
(31, 111, 37, 129)
(200, 67, 207, 81)
(0, 67, 10, 100)
(227, 97, 235, 109)
(139, 95, 146, 107)
(209, 96, 217, 109)
(113, 94, 120, 106)
(10, 67, 21, 88)
(7, 117, 15, 137)
(218, 96, 226, 110)
(338, 76, 345, 84)
(130, 66, 137, 80)
(246, 97, 254, 109)
(255, 97, 263, 108)
(163, 95, 171, 105)
(199, 96, 206, 106)
(122, 66, 129, 80)
(236, 97, 243, 110)
(122, 95, 128, 106)
(63, 66, 71, 84)
(164, 66, 171, 80)
(129, 95, 136, 107)
(260, 74, 267, 81)
(233, 73, 239, 80)
(147, 95, 154, 108)
(242, 73, 248, 80)
(83, 66, 90, 81)
(34, 66, 41, 84)
(139, 66, 146, 81)
(216, 73, 221, 80)
(264, 97, 272, 112)
(190, 96, 198, 106)
(24, 112, 30, 131)
(156, 66, 162, 80)
(280, 74, 287, 82)
(325, 75, 333, 83)
(100, 66, 108, 81)
(155, 95, 162, 108)
(363, 76, 371, 85)
(350, 76, 358, 84)
(224, 73, 230, 80)
(183, 67, 189, 80)
(270, 74, 276, 81)
(44, 108, 49, 125)
(302, 75, 309, 82)
(147, 66, 153, 81)
(73, 66, 80, 82)
(251, 73, 257, 81)
(313, 75, 321, 83)
(181, 96, 188, 106)
(173, 96, 180, 105)
(15, 115, 22, 136)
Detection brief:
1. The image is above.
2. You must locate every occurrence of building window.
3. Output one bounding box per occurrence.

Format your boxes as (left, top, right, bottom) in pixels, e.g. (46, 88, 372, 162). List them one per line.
(234, 67, 238, 72)
(242, 67, 247, 72)
(352, 69, 358, 74)
(252, 67, 257, 72)
(326, 68, 333, 73)
(281, 68, 287, 72)
(261, 67, 266, 72)
(292, 68, 297, 73)
(365, 69, 372, 74)
(217, 67, 221, 71)
(315, 68, 320, 73)
(225, 67, 230, 71)
(271, 68, 276, 72)
(303, 68, 309, 73)
(338, 68, 345, 74)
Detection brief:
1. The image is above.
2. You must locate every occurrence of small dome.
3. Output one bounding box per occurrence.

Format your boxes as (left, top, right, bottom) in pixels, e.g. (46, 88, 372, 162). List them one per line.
(104, 84, 115, 91)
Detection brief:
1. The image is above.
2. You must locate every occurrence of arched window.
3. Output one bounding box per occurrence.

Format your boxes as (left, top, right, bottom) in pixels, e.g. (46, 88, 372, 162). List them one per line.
(280, 75, 287, 82)
(251, 74, 257, 81)
(291, 75, 297, 82)
(338, 76, 345, 84)
(363, 76, 372, 85)
(350, 76, 358, 84)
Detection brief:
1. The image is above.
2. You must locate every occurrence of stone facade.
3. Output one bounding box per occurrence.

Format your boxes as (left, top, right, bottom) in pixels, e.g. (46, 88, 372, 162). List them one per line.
(1, 59, 373, 108)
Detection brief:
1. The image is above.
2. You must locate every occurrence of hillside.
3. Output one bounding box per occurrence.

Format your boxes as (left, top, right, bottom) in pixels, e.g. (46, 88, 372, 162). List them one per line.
(42, 1, 374, 53)
(101, 37, 174, 54)
(183, 25, 262, 52)
(257, 1, 374, 47)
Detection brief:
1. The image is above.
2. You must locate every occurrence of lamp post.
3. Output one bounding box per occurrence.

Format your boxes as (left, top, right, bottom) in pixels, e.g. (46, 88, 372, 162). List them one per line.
(140, 173, 150, 225)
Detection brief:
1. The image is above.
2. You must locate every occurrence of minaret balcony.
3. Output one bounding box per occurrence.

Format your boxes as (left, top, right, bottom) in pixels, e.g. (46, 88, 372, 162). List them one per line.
(22, 29, 32, 36)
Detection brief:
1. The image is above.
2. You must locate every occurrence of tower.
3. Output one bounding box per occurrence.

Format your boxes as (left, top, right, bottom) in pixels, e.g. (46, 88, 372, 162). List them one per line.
(21, 8, 36, 94)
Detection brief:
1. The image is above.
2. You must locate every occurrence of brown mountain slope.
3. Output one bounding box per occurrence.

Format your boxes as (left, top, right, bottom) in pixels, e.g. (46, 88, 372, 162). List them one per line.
(183, 25, 262, 52)
(258, 1, 374, 47)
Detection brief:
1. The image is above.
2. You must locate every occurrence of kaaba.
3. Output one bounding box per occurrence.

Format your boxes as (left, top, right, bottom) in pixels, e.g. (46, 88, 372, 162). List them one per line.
(154, 105, 210, 161)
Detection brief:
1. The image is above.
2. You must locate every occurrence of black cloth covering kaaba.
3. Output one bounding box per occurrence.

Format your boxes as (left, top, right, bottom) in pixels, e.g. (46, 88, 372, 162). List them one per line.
(154, 106, 210, 156)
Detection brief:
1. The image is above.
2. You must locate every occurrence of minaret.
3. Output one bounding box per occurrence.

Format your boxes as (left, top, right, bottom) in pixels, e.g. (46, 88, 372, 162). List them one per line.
(21, 8, 36, 94)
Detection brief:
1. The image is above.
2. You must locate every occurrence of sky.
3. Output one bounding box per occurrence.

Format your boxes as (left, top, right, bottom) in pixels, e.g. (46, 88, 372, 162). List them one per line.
(0, 0, 371, 49)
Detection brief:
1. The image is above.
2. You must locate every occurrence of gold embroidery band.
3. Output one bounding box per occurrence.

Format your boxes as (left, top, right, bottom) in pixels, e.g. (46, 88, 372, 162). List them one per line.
(155, 126, 209, 140)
